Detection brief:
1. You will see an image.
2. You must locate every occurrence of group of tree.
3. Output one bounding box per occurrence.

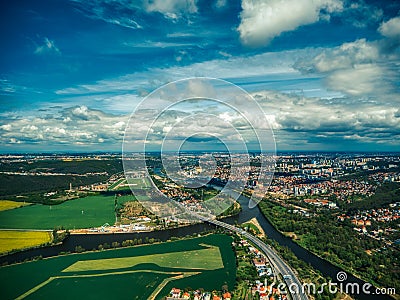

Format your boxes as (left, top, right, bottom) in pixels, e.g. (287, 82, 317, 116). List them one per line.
(258, 200, 400, 292)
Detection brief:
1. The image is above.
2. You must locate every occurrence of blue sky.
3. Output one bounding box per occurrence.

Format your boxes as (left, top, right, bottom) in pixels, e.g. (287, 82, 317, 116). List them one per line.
(0, 0, 399, 152)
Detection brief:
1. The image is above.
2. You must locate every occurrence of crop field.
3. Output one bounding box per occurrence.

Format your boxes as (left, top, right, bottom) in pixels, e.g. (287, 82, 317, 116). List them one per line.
(0, 195, 135, 230)
(63, 244, 223, 272)
(0, 200, 31, 211)
(0, 234, 236, 300)
(108, 178, 126, 190)
(127, 177, 152, 189)
(0, 231, 52, 254)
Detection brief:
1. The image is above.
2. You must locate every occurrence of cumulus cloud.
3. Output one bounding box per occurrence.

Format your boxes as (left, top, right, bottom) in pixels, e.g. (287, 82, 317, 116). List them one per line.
(0, 106, 128, 148)
(237, 0, 343, 47)
(2, 93, 398, 151)
(253, 90, 400, 147)
(379, 16, 400, 39)
(325, 64, 390, 96)
(34, 37, 61, 55)
(294, 15, 400, 97)
(295, 39, 379, 73)
(0, 103, 253, 151)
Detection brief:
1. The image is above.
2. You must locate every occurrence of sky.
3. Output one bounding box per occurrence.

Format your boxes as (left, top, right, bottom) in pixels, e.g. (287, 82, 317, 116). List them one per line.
(0, 0, 399, 153)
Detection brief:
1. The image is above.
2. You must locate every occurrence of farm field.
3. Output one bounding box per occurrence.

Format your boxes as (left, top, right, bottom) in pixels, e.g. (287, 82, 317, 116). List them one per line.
(0, 200, 31, 211)
(63, 244, 223, 272)
(108, 178, 126, 190)
(0, 194, 135, 230)
(127, 177, 152, 189)
(0, 234, 236, 300)
(0, 231, 52, 254)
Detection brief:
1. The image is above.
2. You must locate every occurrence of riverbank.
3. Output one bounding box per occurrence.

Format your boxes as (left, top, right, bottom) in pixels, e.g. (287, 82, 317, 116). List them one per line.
(0, 219, 222, 266)
(243, 217, 266, 237)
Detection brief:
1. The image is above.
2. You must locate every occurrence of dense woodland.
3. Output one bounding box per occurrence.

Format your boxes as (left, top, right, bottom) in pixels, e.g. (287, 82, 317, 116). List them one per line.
(0, 158, 123, 174)
(0, 174, 107, 197)
(0, 159, 123, 198)
(346, 182, 400, 211)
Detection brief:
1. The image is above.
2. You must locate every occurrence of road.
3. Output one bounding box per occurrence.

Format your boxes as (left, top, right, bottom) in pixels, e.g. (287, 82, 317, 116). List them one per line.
(201, 217, 309, 300)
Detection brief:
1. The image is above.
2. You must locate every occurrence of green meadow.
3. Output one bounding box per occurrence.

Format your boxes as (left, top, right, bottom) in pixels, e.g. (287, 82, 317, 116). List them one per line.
(0, 195, 135, 230)
(0, 234, 236, 300)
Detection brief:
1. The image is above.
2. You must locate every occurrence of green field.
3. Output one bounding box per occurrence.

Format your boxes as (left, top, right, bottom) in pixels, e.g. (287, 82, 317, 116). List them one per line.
(127, 177, 152, 189)
(63, 244, 223, 272)
(0, 195, 135, 230)
(108, 178, 126, 190)
(0, 234, 236, 300)
(22, 272, 175, 300)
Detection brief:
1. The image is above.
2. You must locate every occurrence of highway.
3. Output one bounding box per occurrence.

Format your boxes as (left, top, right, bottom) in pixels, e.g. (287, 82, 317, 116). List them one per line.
(201, 217, 309, 300)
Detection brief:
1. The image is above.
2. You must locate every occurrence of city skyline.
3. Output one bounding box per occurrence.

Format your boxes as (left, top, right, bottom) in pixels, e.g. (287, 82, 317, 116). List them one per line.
(1, 0, 399, 152)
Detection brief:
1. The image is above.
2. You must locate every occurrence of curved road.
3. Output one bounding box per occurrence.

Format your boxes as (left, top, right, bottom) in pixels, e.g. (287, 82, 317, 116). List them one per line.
(201, 217, 309, 300)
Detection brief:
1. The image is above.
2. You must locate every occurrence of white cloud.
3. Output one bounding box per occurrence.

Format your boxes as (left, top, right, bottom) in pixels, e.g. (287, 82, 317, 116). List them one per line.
(214, 0, 227, 9)
(379, 16, 400, 39)
(0, 106, 129, 147)
(296, 39, 379, 73)
(72, 106, 90, 118)
(253, 90, 400, 147)
(325, 63, 388, 96)
(237, 0, 343, 47)
(294, 18, 400, 97)
(9, 138, 21, 144)
(21, 125, 38, 132)
(144, 0, 198, 19)
(124, 41, 193, 48)
(71, 0, 142, 29)
(2, 92, 399, 150)
(0, 124, 12, 131)
(34, 37, 61, 55)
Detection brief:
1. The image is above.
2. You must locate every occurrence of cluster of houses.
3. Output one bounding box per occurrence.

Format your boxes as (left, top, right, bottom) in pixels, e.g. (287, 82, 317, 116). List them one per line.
(252, 280, 288, 300)
(338, 203, 400, 228)
(337, 204, 400, 243)
(253, 257, 273, 277)
(238, 240, 290, 300)
(238, 239, 273, 278)
(167, 288, 231, 300)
